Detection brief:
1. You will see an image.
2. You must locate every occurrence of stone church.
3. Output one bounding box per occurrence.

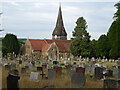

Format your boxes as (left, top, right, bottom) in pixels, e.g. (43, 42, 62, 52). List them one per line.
(23, 5, 72, 60)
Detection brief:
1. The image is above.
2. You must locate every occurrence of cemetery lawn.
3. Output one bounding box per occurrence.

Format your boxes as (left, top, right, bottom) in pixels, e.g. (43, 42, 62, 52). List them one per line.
(2, 66, 103, 88)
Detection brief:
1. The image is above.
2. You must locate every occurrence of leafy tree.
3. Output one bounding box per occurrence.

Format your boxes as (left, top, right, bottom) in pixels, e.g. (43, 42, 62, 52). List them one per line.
(97, 34, 110, 58)
(107, 18, 120, 59)
(107, 2, 120, 59)
(70, 17, 91, 57)
(114, 2, 120, 19)
(2, 33, 20, 56)
(90, 39, 97, 58)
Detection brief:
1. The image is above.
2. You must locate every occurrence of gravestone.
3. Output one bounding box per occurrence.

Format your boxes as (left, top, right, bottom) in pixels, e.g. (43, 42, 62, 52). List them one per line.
(107, 70, 113, 77)
(85, 66, 91, 74)
(42, 63, 47, 69)
(25, 66, 29, 69)
(53, 66, 62, 77)
(113, 67, 120, 79)
(71, 73, 86, 87)
(48, 69, 56, 79)
(5, 65, 11, 71)
(103, 79, 118, 88)
(30, 72, 39, 80)
(31, 61, 35, 66)
(37, 67, 43, 72)
(68, 67, 76, 77)
(19, 60, 22, 64)
(21, 67, 26, 73)
(94, 67, 103, 79)
(76, 67, 85, 75)
(53, 61, 59, 65)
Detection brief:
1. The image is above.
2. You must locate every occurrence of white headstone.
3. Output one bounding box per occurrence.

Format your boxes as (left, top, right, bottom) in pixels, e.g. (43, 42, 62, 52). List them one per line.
(30, 72, 39, 80)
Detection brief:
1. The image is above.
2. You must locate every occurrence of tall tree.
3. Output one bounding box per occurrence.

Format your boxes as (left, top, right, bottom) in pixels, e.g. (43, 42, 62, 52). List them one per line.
(2, 33, 20, 56)
(107, 2, 120, 59)
(97, 34, 110, 58)
(70, 17, 91, 57)
(114, 2, 120, 19)
(90, 39, 97, 58)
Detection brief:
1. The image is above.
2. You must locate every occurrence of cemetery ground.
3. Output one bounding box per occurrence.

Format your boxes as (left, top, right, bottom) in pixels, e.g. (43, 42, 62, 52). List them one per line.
(1, 59, 118, 88)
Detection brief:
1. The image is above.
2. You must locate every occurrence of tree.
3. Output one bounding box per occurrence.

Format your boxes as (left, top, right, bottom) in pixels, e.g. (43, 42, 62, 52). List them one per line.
(70, 17, 91, 57)
(107, 2, 120, 59)
(96, 34, 110, 58)
(107, 18, 120, 59)
(90, 39, 97, 58)
(2, 33, 20, 56)
(114, 2, 120, 19)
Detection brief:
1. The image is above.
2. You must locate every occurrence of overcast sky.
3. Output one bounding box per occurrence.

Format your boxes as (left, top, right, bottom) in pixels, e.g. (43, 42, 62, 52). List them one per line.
(0, 0, 119, 40)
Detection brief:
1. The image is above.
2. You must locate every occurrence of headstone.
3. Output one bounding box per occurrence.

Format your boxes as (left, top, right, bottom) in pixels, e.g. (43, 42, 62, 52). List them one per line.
(48, 69, 56, 79)
(53, 66, 62, 77)
(5, 65, 11, 71)
(103, 79, 118, 88)
(94, 67, 103, 79)
(30, 72, 39, 80)
(40, 71, 46, 79)
(71, 73, 86, 87)
(53, 61, 59, 65)
(27, 62, 33, 69)
(107, 70, 113, 77)
(19, 60, 22, 64)
(76, 67, 85, 75)
(113, 66, 120, 80)
(67, 66, 76, 77)
(31, 61, 35, 66)
(85, 66, 91, 74)
(21, 67, 26, 73)
(25, 66, 29, 69)
(37, 67, 43, 72)
(42, 64, 47, 69)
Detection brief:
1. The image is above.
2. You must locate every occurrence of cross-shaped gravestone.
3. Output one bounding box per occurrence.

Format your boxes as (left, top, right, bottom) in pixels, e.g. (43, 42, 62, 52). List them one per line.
(40, 71, 46, 79)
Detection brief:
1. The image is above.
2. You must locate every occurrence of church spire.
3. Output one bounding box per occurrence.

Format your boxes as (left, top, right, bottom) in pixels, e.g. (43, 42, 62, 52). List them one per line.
(52, 4, 67, 40)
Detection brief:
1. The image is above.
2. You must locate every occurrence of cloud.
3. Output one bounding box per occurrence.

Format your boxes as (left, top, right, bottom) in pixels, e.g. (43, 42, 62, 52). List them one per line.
(2, 0, 119, 2)
(2, 2, 117, 40)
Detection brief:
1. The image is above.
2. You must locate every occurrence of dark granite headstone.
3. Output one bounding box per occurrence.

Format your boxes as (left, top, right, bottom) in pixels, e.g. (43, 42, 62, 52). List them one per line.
(19, 60, 22, 64)
(107, 70, 113, 77)
(71, 73, 86, 87)
(94, 67, 103, 79)
(103, 79, 118, 88)
(53, 61, 59, 65)
(37, 67, 43, 71)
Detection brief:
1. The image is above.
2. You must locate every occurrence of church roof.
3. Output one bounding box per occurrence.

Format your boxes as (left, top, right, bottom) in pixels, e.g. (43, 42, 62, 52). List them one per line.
(29, 39, 45, 51)
(52, 5, 67, 36)
(28, 39, 70, 53)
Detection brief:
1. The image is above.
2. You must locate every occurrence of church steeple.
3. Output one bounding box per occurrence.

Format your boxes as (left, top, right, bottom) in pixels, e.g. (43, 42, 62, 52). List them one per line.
(52, 4, 67, 40)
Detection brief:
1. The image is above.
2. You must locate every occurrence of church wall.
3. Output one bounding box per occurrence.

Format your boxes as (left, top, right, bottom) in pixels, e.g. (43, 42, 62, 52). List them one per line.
(24, 39, 33, 56)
